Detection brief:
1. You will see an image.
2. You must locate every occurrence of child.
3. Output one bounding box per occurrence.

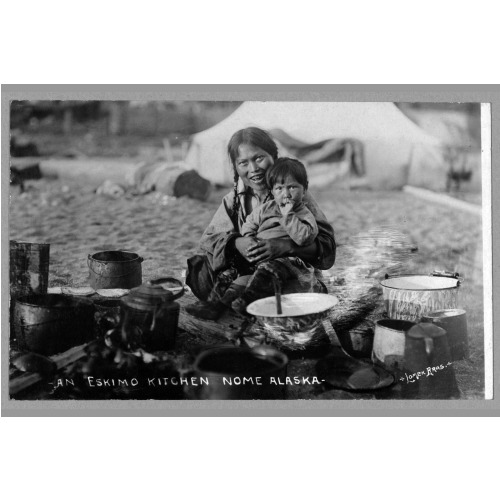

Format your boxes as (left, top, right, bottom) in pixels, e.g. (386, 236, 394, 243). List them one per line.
(229, 157, 318, 313)
(187, 157, 318, 318)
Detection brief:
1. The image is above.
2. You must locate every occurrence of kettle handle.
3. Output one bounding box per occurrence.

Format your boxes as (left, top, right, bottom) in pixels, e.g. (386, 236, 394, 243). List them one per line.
(150, 303, 162, 331)
(424, 338, 434, 365)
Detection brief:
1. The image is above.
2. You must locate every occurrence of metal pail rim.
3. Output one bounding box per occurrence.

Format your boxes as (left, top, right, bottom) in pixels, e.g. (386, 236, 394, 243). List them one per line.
(380, 275, 460, 292)
(422, 308, 467, 318)
(10, 239, 50, 247)
(375, 319, 416, 332)
(14, 294, 93, 309)
(88, 250, 143, 263)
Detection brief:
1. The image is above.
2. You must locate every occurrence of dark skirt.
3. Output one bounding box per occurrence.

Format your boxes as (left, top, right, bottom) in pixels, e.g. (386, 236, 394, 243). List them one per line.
(186, 254, 327, 302)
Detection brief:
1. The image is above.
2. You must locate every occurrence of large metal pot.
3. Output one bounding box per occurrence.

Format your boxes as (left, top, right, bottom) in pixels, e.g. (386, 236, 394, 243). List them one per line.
(246, 293, 339, 350)
(12, 294, 94, 355)
(187, 345, 289, 400)
(87, 250, 143, 290)
(380, 272, 461, 322)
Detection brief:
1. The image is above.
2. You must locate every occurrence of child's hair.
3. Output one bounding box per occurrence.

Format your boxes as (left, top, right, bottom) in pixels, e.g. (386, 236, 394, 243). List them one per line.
(265, 157, 309, 191)
(227, 127, 279, 220)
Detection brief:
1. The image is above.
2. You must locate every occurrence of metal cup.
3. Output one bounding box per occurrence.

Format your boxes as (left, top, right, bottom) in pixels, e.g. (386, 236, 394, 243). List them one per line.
(421, 309, 469, 361)
(372, 319, 416, 371)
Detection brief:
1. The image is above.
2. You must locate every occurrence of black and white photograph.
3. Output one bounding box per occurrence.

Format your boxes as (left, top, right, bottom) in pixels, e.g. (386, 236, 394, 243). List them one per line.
(4, 94, 492, 404)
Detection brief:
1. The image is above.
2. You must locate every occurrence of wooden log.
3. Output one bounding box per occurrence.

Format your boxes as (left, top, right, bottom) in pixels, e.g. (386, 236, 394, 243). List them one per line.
(9, 343, 89, 396)
(177, 293, 250, 343)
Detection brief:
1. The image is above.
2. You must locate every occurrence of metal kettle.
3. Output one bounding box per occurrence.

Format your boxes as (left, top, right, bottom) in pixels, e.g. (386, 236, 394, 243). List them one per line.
(401, 323, 460, 399)
(120, 278, 184, 351)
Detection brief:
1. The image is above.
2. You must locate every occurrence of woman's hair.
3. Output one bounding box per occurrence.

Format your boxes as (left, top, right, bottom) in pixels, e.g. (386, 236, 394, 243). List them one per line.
(266, 157, 309, 191)
(227, 127, 279, 167)
(227, 127, 279, 220)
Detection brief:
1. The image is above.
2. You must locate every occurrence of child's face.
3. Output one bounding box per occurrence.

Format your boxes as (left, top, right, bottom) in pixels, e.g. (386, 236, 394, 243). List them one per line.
(272, 175, 306, 208)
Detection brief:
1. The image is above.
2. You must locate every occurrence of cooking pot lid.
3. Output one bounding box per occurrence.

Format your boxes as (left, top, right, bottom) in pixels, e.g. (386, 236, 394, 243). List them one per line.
(316, 355, 394, 392)
(381, 276, 459, 291)
(122, 282, 173, 308)
(148, 277, 184, 300)
(247, 293, 338, 318)
(407, 323, 446, 339)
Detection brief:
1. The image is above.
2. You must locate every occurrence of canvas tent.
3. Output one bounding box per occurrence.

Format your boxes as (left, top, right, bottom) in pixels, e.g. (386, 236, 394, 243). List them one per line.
(185, 102, 448, 190)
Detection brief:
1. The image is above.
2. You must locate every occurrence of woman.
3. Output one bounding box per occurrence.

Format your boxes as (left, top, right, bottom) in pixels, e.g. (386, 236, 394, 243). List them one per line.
(185, 127, 336, 320)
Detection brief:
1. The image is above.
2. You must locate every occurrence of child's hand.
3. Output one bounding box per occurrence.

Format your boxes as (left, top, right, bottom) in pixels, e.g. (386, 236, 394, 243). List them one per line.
(279, 200, 294, 216)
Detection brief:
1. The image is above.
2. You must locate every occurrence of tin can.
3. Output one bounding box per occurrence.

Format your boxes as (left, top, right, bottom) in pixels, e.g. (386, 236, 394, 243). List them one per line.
(372, 319, 416, 371)
(10, 240, 50, 299)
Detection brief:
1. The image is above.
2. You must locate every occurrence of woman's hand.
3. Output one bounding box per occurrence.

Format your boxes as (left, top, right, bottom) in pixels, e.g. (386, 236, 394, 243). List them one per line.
(245, 238, 293, 264)
(234, 237, 260, 262)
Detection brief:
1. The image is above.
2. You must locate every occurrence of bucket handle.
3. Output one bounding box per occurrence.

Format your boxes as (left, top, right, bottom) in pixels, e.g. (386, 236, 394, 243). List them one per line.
(384, 271, 463, 285)
(431, 270, 463, 284)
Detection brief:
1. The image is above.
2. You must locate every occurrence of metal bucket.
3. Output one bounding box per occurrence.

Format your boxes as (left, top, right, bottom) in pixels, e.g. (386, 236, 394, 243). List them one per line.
(88, 250, 143, 290)
(10, 240, 50, 299)
(372, 319, 416, 371)
(187, 345, 289, 400)
(421, 309, 469, 361)
(13, 294, 95, 355)
(380, 272, 461, 322)
(246, 293, 339, 351)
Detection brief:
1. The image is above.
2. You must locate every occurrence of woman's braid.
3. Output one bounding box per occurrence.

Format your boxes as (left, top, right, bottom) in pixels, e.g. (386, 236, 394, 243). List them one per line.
(231, 168, 240, 225)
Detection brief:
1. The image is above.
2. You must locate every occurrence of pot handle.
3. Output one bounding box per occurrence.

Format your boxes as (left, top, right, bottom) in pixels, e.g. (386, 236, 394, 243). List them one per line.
(321, 319, 342, 347)
(115, 249, 144, 262)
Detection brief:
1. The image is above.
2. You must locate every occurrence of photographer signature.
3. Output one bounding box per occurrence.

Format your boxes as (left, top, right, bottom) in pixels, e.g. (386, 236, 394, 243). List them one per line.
(400, 362, 453, 384)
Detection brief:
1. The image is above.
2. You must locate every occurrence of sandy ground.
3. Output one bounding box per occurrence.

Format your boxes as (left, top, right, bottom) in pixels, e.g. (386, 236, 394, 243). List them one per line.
(8, 178, 486, 399)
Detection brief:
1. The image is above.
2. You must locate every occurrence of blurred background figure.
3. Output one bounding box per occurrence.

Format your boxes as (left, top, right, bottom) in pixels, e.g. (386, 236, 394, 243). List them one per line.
(9, 100, 482, 203)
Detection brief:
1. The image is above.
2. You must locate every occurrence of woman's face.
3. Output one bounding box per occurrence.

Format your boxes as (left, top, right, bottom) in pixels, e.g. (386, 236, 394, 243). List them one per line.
(234, 143, 274, 192)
